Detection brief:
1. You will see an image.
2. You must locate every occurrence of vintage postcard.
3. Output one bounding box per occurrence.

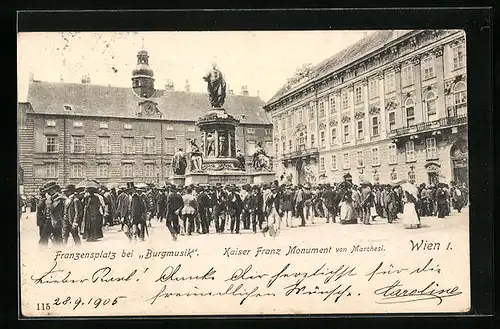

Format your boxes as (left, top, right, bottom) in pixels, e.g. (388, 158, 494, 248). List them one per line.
(18, 30, 470, 316)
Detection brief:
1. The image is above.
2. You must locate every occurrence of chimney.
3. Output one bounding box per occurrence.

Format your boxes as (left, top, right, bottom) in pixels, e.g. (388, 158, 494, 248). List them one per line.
(184, 79, 190, 92)
(165, 79, 174, 91)
(81, 74, 90, 84)
(241, 85, 249, 96)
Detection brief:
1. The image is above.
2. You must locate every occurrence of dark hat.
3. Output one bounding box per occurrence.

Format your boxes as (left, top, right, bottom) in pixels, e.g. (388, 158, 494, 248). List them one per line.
(62, 184, 76, 193)
(42, 181, 59, 192)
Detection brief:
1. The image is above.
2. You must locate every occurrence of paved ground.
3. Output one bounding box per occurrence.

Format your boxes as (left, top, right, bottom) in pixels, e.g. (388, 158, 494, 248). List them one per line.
(19, 207, 469, 250)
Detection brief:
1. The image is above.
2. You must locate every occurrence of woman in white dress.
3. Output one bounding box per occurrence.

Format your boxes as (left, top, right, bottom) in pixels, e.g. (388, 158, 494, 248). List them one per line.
(402, 191, 421, 229)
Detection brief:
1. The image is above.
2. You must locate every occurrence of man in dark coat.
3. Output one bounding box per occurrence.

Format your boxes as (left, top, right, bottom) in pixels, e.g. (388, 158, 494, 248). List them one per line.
(228, 187, 244, 234)
(116, 187, 130, 231)
(196, 187, 210, 234)
(322, 184, 337, 223)
(82, 187, 104, 242)
(166, 186, 183, 240)
(130, 187, 148, 241)
(262, 185, 284, 236)
(62, 184, 82, 245)
(39, 182, 66, 245)
(213, 186, 228, 234)
(281, 184, 294, 227)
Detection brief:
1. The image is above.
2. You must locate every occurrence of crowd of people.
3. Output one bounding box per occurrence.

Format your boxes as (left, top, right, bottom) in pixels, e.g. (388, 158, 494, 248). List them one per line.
(22, 174, 468, 246)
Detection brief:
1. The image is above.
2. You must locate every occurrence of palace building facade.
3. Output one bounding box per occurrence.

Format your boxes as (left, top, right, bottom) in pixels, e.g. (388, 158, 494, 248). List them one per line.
(18, 49, 273, 194)
(264, 30, 467, 187)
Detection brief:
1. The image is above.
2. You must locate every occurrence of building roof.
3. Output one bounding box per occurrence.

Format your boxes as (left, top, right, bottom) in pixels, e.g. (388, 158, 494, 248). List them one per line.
(266, 30, 414, 106)
(25, 81, 270, 125)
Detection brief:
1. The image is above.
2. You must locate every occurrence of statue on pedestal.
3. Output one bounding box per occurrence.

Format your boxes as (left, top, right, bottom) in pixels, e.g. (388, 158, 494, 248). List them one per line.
(171, 148, 187, 175)
(203, 63, 227, 108)
(206, 133, 215, 157)
(236, 149, 246, 170)
(252, 141, 271, 172)
(218, 134, 228, 157)
(188, 139, 203, 172)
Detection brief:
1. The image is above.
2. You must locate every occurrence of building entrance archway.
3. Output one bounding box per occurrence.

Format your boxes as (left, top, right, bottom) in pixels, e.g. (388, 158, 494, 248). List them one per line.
(450, 139, 468, 186)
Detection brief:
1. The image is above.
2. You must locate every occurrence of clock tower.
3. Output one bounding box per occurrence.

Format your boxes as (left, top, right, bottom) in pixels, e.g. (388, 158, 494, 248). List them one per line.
(132, 49, 155, 98)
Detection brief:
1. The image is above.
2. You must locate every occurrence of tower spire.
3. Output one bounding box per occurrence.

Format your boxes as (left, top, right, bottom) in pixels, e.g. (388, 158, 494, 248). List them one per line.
(141, 36, 145, 50)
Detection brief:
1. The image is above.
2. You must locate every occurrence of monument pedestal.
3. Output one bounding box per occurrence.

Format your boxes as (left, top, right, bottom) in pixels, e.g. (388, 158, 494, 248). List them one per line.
(249, 171, 276, 185)
(184, 172, 209, 186)
(168, 175, 186, 186)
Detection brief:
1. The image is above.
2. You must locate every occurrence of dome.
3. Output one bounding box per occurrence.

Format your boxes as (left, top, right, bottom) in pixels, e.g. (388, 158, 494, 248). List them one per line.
(132, 63, 154, 78)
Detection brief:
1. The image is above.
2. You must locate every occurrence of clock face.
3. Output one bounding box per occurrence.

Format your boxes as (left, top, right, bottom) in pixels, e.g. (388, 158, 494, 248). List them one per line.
(143, 102, 156, 115)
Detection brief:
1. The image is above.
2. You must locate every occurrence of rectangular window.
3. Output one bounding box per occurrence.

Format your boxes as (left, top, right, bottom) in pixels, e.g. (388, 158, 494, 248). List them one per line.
(388, 112, 396, 131)
(405, 141, 416, 162)
(247, 128, 255, 134)
(45, 163, 57, 178)
(319, 101, 326, 118)
(309, 105, 315, 120)
(369, 79, 379, 99)
(46, 120, 56, 127)
(452, 44, 466, 69)
(144, 138, 155, 154)
(265, 128, 272, 136)
(124, 123, 133, 130)
(401, 65, 414, 86)
(384, 71, 396, 93)
(73, 121, 83, 128)
(343, 152, 350, 169)
(406, 107, 415, 127)
(320, 130, 326, 147)
(319, 157, 325, 171)
(122, 163, 134, 178)
(356, 120, 364, 139)
(371, 147, 380, 166)
(288, 140, 292, 152)
(166, 124, 174, 131)
(99, 122, 109, 129)
(97, 136, 110, 154)
(343, 124, 350, 142)
(144, 164, 155, 178)
(357, 150, 364, 168)
(388, 143, 397, 164)
(246, 141, 256, 156)
(71, 136, 85, 153)
(426, 137, 437, 159)
(341, 91, 349, 109)
(422, 56, 435, 80)
(371, 116, 380, 136)
(71, 163, 84, 178)
(354, 85, 363, 104)
(122, 137, 134, 154)
(329, 97, 336, 113)
(310, 134, 315, 148)
(96, 163, 109, 178)
(331, 127, 337, 145)
(164, 138, 175, 155)
(45, 135, 58, 153)
(331, 154, 337, 170)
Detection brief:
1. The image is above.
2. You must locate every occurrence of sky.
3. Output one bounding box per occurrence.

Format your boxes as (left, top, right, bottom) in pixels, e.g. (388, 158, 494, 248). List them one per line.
(17, 31, 373, 103)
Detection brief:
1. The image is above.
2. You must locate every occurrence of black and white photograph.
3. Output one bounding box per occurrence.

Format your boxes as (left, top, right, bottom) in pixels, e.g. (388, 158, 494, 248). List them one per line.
(18, 28, 472, 316)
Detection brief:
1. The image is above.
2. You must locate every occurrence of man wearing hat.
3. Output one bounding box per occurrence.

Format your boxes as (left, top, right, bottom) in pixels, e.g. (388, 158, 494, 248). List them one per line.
(62, 184, 82, 245)
(360, 181, 374, 225)
(39, 182, 66, 245)
(293, 184, 306, 227)
(117, 184, 131, 232)
(166, 185, 183, 240)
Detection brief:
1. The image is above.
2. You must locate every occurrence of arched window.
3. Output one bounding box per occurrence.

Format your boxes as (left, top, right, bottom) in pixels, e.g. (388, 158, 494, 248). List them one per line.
(454, 82, 467, 116)
(424, 90, 437, 121)
(405, 97, 415, 127)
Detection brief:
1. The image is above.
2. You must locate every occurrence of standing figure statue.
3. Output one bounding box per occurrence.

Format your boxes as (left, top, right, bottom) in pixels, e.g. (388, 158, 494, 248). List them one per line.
(236, 149, 246, 170)
(203, 63, 227, 108)
(252, 141, 271, 172)
(171, 148, 187, 176)
(188, 139, 203, 172)
(218, 134, 228, 157)
(302, 164, 317, 185)
(206, 133, 215, 157)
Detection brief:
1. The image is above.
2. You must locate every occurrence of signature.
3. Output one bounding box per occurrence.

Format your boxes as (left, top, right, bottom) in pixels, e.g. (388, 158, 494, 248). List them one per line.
(284, 279, 353, 302)
(373, 280, 462, 305)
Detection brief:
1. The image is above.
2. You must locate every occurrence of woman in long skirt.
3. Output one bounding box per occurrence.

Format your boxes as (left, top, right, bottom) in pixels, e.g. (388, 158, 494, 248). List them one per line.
(402, 191, 421, 229)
